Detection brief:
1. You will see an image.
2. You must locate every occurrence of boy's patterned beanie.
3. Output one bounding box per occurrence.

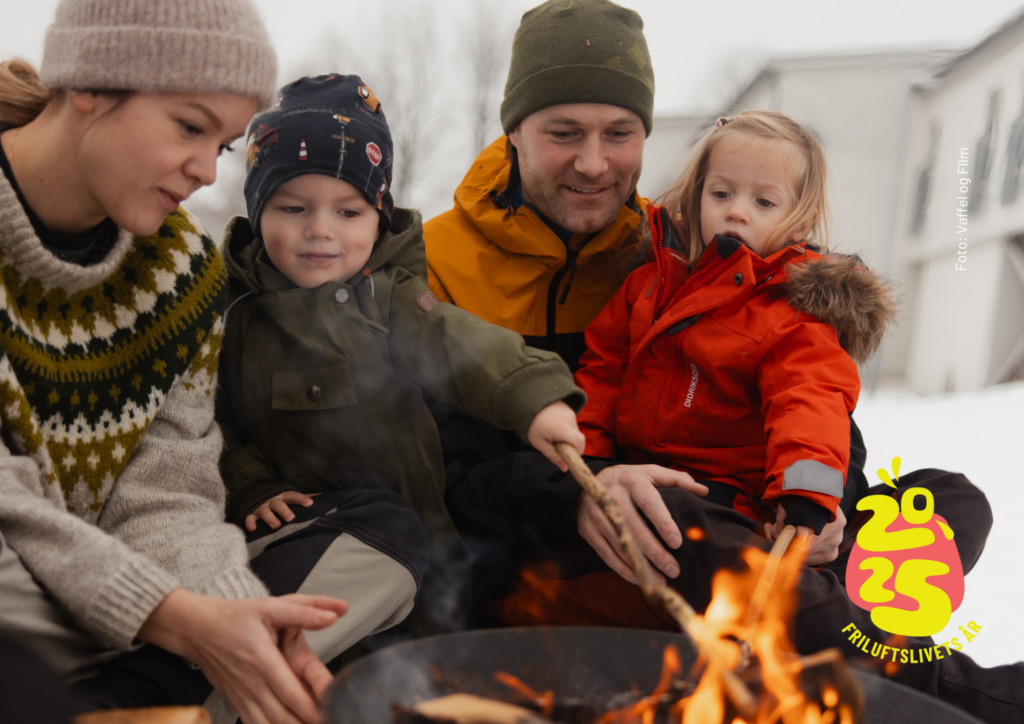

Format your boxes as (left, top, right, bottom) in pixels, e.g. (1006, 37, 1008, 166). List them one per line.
(243, 74, 395, 237)
(500, 0, 655, 136)
(39, 0, 278, 109)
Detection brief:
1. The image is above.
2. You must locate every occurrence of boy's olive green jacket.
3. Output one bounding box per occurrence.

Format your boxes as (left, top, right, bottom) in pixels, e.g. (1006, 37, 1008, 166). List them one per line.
(216, 208, 585, 530)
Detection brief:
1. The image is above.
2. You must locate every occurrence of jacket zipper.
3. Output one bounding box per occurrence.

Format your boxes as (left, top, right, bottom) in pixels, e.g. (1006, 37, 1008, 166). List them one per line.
(655, 254, 726, 323)
(651, 209, 670, 314)
(547, 233, 597, 342)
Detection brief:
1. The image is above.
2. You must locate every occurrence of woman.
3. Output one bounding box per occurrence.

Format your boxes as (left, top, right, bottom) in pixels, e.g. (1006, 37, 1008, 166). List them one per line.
(0, 2, 358, 722)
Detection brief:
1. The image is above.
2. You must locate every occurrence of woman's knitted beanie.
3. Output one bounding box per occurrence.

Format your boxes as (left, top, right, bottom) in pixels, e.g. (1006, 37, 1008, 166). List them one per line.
(39, 0, 278, 109)
(500, 0, 654, 136)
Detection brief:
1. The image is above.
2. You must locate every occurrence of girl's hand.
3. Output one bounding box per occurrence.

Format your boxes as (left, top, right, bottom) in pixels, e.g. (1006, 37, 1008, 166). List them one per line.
(246, 492, 317, 532)
(526, 401, 586, 472)
(764, 501, 846, 565)
(139, 588, 348, 724)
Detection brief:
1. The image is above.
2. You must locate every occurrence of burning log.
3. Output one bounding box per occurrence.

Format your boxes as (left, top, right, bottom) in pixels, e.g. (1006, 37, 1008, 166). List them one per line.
(392, 694, 555, 724)
(554, 442, 758, 718)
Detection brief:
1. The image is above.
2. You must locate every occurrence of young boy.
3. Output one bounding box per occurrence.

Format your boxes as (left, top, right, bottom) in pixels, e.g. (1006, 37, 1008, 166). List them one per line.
(215, 74, 586, 644)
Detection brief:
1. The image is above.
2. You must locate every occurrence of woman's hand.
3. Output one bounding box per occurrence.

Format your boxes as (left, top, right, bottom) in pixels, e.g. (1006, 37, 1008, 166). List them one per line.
(575, 464, 708, 584)
(246, 492, 317, 532)
(138, 588, 348, 724)
(526, 401, 586, 472)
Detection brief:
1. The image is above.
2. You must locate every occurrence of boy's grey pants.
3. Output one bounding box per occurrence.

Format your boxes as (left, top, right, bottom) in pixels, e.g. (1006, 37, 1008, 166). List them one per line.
(0, 489, 429, 722)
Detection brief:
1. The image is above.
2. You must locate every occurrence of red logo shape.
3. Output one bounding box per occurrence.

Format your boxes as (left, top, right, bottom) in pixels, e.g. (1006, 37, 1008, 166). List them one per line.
(366, 142, 382, 166)
(844, 458, 966, 638)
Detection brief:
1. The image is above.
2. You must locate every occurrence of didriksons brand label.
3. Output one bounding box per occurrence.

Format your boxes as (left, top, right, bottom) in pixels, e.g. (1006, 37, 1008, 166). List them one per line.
(684, 363, 699, 408)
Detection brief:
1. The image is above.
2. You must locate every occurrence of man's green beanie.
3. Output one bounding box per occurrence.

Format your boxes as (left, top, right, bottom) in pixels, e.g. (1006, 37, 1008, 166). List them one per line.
(500, 0, 655, 137)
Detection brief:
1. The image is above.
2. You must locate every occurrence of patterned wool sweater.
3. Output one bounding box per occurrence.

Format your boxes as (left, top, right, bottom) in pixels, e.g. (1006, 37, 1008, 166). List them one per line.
(0, 169, 266, 650)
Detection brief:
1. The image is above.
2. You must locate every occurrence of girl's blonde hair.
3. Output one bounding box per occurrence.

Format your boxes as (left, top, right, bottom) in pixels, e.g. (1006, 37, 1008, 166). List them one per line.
(0, 59, 58, 128)
(659, 110, 829, 267)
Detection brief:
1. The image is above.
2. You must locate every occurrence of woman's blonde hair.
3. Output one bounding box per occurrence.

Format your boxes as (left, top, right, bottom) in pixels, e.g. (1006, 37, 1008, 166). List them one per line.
(659, 110, 829, 267)
(0, 59, 58, 128)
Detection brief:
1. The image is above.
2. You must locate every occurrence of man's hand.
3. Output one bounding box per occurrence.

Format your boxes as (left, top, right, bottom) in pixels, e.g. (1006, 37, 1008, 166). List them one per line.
(526, 401, 586, 473)
(246, 492, 317, 532)
(764, 501, 846, 566)
(575, 464, 708, 584)
(139, 589, 347, 724)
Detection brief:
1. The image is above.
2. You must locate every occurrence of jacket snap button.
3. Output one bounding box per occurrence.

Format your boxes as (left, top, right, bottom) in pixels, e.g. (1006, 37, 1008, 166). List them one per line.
(334, 288, 349, 304)
(734, 273, 743, 285)
(307, 386, 322, 402)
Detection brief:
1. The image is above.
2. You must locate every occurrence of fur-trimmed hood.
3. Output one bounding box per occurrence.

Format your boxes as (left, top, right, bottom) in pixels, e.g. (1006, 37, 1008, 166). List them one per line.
(785, 253, 897, 364)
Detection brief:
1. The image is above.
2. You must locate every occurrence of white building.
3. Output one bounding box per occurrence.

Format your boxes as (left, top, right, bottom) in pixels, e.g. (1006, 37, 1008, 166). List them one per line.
(890, 10, 1024, 393)
(643, 14, 1024, 394)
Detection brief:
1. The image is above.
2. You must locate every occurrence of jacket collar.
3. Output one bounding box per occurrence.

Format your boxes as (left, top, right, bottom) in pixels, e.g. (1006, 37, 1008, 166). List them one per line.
(679, 234, 810, 289)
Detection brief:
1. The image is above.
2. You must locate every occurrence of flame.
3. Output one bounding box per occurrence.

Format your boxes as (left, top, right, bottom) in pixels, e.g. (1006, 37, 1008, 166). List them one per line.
(493, 560, 565, 625)
(484, 527, 860, 723)
(591, 532, 857, 724)
(597, 645, 682, 724)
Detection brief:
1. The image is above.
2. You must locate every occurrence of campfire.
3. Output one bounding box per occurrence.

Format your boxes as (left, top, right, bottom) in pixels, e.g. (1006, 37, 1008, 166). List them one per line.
(384, 445, 864, 724)
(327, 445, 980, 724)
(389, 526, 861, 724)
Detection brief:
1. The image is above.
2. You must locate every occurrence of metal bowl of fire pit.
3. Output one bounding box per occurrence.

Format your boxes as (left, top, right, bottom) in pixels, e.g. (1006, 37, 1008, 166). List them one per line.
(326, 627, 985, 724)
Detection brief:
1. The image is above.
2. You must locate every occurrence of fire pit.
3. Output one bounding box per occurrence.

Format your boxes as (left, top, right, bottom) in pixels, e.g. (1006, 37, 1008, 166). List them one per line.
(326, 627, 985, 724)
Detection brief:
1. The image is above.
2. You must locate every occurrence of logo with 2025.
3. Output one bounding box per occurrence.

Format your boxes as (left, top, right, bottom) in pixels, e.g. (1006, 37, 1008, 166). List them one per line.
(845, 458, 965, 637)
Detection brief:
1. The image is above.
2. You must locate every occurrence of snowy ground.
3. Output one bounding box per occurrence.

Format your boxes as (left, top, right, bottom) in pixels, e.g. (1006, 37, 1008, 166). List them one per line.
(853, 380, 1024, 668)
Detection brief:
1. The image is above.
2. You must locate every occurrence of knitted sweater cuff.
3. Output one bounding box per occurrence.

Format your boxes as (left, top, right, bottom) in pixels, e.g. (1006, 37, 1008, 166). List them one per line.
(84, 558, 179, 650)
(491, 360, 587, 442)
(203, 565, 269, 601)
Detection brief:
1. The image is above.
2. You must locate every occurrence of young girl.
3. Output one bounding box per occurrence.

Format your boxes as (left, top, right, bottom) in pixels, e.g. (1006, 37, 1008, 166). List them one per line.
(576, 110, 895, 542)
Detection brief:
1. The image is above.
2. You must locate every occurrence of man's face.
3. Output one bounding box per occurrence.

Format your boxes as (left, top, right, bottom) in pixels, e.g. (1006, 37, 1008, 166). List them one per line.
(508, 104, 645, 235)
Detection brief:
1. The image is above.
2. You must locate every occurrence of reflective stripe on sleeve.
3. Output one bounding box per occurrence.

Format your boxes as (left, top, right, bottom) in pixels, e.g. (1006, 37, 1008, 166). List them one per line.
(781, 459, 844, 498)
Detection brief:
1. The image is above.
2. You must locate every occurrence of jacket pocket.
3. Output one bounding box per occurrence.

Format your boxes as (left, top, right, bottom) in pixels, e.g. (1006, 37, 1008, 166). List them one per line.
(271, 364, 357, 411)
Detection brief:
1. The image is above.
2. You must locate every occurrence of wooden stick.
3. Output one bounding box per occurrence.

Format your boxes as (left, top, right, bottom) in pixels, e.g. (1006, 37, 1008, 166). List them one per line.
(554, 442, 757, 718)
(744, 524, 798, 629)
(408, 694, 554, 724)
(75, 708, 211, 724)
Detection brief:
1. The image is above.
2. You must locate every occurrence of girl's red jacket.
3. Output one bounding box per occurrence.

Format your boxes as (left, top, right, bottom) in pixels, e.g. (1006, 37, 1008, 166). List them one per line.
(576, 212, 894, 528)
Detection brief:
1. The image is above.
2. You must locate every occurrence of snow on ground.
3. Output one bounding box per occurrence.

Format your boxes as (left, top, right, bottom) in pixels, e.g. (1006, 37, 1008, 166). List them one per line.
(854, 380, 1024, 668)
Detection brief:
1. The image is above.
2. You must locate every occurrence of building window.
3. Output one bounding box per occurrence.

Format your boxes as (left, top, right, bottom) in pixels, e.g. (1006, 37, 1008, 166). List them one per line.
(1001, 76, 1024, 206)
(911, 123, 940, 235)
(970, 90, 1000, 212)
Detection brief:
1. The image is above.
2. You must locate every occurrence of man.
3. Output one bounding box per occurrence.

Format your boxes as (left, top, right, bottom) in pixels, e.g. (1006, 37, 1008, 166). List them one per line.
(427, 0, 654, 372)
(426, 0, 705, 618)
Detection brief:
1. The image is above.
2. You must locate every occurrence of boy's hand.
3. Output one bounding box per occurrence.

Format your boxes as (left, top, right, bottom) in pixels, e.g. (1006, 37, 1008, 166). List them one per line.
(764, 501, 845, 566)
(246, 491, 317, 532)
(526, 400, 586, 473)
